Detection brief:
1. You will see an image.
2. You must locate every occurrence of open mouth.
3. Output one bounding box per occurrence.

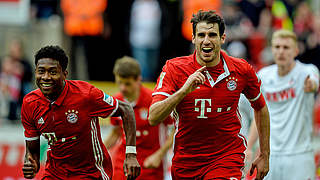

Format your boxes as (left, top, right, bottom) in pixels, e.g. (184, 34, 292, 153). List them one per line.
(202, 47, 213, 53)
(41, 83, 54, 89)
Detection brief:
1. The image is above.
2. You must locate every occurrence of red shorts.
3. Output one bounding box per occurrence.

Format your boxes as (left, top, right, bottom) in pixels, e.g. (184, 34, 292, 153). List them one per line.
(171, 153, 245, 180)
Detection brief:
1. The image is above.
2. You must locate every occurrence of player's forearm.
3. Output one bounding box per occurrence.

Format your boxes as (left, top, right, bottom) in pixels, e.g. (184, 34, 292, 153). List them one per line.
(254, 105, 270, 156)
(247, 119, 259, 150)
(25, 140, 40, 171)
(149, 89, 187, 126)
(119, 101, 136, 146)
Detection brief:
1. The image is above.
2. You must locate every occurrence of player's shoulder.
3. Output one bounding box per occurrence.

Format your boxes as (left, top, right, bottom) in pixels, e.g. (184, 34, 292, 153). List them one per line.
(23, 89, 42, 103)
(222, 51, 251, 71)
(296, 60, 319, 72)
(258, 64, 277, 76)
(67, 80, 96, 94)
(140, 86, 153, 100)
(165, 54, 194, 69)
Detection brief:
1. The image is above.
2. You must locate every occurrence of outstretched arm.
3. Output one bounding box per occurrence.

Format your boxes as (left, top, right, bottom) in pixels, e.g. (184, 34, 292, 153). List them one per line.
(22, 139, 40, 179)
(149, 66, 206, 126)
(114, 100, 140, 179)
(250, 105, 270, 180)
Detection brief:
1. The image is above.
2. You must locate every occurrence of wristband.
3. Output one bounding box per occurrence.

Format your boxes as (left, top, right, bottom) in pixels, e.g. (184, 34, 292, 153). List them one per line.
(126, 146, 137, 154)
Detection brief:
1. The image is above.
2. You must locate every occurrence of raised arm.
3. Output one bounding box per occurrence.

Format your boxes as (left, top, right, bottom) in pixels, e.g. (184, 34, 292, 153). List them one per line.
(149, 66, 206, 126)
(250, 105, 270, 180)
(22, 139, 40, 179)
(113, 100, 140, 179)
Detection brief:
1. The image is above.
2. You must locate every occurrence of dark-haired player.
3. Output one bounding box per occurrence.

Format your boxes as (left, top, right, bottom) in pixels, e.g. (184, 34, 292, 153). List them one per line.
(148, 10, 270, 180)
(21, 45, 140, 179)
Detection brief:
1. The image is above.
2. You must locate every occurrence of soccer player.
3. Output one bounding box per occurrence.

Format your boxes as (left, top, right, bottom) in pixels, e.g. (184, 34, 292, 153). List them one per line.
(247, 29, 319, 180)
(104, 56, 174, 180)
(148, 10, 270, 180)
(21, 46, 141, 179)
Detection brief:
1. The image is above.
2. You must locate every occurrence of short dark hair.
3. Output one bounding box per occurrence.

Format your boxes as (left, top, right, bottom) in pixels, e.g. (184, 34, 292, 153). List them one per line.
(113, 56, 141, 79)
(35, 45, 68, 71)
(191, 10, 225, 37)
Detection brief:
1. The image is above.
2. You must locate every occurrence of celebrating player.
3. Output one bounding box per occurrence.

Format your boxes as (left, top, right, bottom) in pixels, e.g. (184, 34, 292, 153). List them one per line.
(21, 46, 140, 179)
(148, 10, 270, 180)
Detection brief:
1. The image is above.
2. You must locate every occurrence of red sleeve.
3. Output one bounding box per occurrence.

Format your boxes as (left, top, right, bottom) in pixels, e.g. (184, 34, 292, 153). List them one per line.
(88, 86, 119, 118)
(151, 61, 178, 105)
(242, 63, 266, 111)
(21, 98, 41, 140)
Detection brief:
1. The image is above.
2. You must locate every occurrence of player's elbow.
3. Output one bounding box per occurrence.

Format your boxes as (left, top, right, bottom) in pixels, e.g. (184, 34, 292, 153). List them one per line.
(148, 113, 159, 126)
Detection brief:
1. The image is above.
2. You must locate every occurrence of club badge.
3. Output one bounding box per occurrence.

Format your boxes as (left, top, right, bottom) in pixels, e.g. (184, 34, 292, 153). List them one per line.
(65, 110, 78, 123)
(226, 77, 238, 91)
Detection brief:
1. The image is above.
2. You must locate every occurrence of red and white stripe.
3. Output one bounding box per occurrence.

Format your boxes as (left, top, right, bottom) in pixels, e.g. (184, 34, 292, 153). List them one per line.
(91, 118, 110, 180)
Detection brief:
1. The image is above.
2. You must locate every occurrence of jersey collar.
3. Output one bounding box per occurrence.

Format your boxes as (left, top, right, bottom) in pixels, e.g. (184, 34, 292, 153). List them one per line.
(51, 80, 69, 106)
(193, 50, 234, 87)
(192, 50, 235, 72)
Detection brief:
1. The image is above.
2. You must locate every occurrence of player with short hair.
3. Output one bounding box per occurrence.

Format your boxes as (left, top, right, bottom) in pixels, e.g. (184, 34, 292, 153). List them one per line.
(104, 56, 174, 180)
(247, 29, 319, 180)
(148, 10, 270, 180)
(21, 45, 141, 179)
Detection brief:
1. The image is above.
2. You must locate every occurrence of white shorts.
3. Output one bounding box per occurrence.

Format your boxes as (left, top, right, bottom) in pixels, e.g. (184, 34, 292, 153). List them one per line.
(264, 151, 315, 180)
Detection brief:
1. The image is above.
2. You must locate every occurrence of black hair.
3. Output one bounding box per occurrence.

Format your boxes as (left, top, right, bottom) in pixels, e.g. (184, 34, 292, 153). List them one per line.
(34, 45, 68, 71)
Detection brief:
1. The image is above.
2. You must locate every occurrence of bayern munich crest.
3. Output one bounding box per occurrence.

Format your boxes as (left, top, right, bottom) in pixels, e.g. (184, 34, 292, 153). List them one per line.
(226, 77, 238, 91)
(65, 110, 79, 123)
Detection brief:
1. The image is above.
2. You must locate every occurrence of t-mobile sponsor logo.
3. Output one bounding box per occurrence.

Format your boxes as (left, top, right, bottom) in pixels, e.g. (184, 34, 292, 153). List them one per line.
(194, 99, 211, 119)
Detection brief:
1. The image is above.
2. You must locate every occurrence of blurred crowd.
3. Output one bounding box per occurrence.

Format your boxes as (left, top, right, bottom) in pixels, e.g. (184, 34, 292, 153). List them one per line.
(1, 0, 320, 122)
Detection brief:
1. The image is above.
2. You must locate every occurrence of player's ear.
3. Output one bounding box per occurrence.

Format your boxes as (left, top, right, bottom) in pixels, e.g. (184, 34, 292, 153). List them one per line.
(220, 33, 226, 44)
(63, 70, 68, 78)
(192, 34, 195, 44)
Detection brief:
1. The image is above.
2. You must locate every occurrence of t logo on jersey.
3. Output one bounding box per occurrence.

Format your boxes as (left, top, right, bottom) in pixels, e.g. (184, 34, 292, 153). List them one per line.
(194, 99, 211, 119)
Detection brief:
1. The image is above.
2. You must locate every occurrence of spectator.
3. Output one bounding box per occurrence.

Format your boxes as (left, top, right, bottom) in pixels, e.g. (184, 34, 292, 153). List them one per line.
(129, 0, 162, 81)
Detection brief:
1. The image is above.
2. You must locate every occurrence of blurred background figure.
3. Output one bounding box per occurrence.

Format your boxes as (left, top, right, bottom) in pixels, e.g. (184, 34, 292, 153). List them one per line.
(0, 55, 23, 122)
(104, 56, 174, 179)
(129, 0, 162, 81)
(61, 0, 109, 80)
(8, 39, 33, 109)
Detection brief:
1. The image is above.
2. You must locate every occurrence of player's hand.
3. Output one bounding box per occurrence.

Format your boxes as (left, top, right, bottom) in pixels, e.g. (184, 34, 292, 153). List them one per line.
(124, 153, 141, 180)
(250, 153, 269, 180)
(244, 148, 253, 176)
(304, 75, 317, 93)
(143, 150, 162, 169)
(22, 155, 38, 179)
(182, 66, 206, 94)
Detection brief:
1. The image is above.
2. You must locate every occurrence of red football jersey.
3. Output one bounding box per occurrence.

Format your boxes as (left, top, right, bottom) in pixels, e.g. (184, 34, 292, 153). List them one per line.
(21, 80, 118, 179)
(110, 86, 170, 179)
(152, 51, 265, 169)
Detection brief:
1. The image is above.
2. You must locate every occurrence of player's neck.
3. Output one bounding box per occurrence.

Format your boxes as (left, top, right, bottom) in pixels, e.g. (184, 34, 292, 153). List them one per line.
(125, 86, 140, 103)
(277, 60, 296, 77)
(196, 54, 221, 67)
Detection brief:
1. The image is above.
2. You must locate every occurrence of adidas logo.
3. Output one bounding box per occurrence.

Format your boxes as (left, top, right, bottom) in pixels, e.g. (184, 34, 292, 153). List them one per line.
(38, 117, 44, 124)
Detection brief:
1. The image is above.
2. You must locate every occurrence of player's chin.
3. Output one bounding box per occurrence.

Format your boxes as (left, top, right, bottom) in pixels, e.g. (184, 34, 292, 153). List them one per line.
(201, 56, 214, 63)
